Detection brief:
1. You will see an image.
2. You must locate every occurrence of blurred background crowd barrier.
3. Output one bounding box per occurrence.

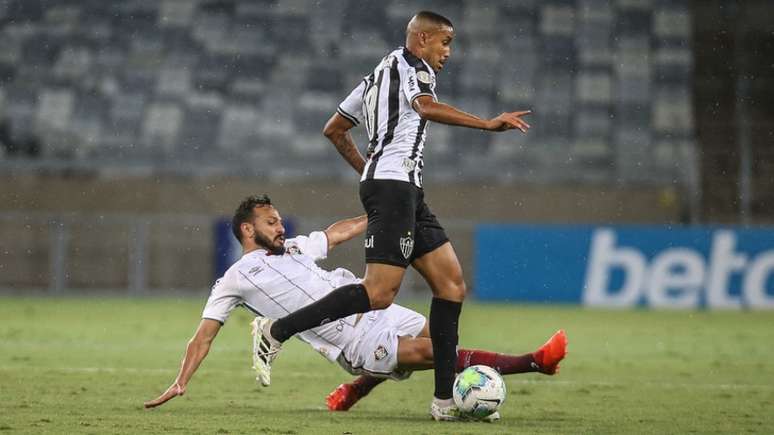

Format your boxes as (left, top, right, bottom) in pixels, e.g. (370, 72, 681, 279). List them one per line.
(1, 0, 772, 308)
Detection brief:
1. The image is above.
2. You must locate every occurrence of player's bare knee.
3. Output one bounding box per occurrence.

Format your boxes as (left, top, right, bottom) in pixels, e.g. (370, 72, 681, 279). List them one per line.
(363, 286, 397, 309)
(432, 278, 467, 302)
(363, 280, 399, 309)
(368, 290, 396, 309)
(455, 279, 468, 301)
(449, 269, 467, 298)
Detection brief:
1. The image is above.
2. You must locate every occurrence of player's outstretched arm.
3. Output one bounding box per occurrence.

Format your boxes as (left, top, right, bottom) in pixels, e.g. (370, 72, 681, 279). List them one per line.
(324, 214, 368, 251)
(412, 96, 531, 133)
(144, 319, 222, 409)
(323, 113, 367, 175)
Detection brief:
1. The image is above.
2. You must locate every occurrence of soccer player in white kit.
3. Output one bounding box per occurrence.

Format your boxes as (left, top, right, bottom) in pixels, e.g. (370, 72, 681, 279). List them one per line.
(144, 195, 567, 415)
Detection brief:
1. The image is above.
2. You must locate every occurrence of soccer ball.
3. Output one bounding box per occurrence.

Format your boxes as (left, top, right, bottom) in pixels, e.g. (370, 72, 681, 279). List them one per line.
(452, 365, 506, 418)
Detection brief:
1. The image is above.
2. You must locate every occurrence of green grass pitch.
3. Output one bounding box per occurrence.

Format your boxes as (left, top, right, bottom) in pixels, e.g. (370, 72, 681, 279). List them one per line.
(1, 297, 772, 434)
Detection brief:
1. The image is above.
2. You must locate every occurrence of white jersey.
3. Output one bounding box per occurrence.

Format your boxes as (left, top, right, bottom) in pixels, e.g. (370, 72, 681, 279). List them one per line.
(337, 47, 438, 188)
(202, 231, 361, 363)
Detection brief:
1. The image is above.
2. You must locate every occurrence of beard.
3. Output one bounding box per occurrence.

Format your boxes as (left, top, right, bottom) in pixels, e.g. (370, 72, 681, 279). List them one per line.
(254, 232, 285, 255)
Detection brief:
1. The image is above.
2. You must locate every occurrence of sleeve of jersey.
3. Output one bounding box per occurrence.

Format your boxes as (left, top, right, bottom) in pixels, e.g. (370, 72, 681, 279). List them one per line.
(402, 66, 437, 106)
(201, 275, 242, 324)
(337, 80, 366, 126)
(288, 231, 329, 261)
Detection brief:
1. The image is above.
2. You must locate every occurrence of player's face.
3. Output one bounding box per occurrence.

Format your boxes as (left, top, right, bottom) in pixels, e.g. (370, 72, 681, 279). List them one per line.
(424, 26, 454, 72)
(249, 205, 286, 254)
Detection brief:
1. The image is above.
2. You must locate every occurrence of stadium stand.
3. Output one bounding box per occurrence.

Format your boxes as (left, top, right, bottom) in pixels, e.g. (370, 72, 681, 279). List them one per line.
(0, 0, 693, 185)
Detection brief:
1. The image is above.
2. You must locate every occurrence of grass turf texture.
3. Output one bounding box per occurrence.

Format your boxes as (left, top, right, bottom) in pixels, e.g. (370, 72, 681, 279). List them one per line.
(1, 298, 772, 434)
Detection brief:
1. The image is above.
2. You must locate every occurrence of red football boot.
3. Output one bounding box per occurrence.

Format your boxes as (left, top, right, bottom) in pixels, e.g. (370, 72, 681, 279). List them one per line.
(326, 383, 360, 411)
(532, 329, 568, 375)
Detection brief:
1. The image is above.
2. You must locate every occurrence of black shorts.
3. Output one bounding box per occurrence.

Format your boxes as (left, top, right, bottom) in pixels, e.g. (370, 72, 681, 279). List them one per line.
(359, 179, 449, 268)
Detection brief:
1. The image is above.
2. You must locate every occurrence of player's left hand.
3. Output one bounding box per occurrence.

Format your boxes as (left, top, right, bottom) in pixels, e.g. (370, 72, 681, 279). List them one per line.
(144, 382, 186, 409)
(487, 110, 531, 133)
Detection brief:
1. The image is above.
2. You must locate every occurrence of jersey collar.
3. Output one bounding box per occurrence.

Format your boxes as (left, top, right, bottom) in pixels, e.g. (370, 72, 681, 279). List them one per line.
(401, 46, 434, 75)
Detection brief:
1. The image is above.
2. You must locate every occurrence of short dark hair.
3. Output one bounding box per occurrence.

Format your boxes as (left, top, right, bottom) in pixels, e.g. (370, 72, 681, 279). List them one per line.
(415, 10, 453, 29)
(231, 194, 273, 242)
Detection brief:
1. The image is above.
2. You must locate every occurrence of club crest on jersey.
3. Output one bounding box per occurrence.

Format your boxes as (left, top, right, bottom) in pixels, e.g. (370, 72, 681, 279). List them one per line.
(374, 345, 389, 361)
(399, 233, 414, 259)
(402, 158, 417, 173)
(285, 245, 300, 255)
(417, 70, 432, 84)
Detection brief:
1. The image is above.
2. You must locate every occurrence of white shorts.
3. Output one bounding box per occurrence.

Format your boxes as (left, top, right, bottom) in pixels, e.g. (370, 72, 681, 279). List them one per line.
(337, 304, 426, 381)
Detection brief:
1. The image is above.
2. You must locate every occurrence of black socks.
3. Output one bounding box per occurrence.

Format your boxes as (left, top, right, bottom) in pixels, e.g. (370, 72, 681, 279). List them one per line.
(429, 297, 462, 400)
(269, 283, 371, 343)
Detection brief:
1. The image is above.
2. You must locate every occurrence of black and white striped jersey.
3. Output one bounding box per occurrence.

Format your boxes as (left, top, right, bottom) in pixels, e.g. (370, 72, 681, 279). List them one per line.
(337, 47, 437, 188)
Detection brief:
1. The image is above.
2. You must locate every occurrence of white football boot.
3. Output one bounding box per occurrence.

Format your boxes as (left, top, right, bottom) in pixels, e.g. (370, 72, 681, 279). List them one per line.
(430, 398, 463, 421)
(481, 411, 501, 422)
(250, 317, 282, 387)
(430, 398, 501, 422)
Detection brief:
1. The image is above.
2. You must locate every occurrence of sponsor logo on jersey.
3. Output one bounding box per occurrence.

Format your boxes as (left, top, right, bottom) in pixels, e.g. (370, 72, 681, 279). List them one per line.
(248, 266, 264, 276)
(374, 345, 388, 361)
(365, 235, 375, 249)
(400, 233, 414, 259)
(417, 70, 432, 84)
(407, 74, 417, 92)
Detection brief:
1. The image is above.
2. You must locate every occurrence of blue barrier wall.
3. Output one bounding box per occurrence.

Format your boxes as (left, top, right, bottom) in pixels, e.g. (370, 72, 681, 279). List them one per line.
(475, 225, 774, 309)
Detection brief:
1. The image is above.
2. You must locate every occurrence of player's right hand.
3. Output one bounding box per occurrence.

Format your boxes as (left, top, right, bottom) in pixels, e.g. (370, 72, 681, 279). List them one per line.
(487, 110, 531, 133)
(144, 382, 186, 409)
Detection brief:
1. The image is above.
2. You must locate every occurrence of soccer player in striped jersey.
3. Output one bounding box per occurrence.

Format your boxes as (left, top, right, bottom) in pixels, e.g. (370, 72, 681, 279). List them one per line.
(251, 11, 532, 421)
(143, 195, 567, 419)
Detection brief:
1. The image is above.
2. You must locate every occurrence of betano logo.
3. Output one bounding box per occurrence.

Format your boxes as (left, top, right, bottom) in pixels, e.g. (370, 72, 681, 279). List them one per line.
(583, 229, 774, 309)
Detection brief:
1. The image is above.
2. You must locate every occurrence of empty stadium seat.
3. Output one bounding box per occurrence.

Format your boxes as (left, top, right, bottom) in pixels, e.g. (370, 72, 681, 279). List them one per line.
(0, 0, 695, 185)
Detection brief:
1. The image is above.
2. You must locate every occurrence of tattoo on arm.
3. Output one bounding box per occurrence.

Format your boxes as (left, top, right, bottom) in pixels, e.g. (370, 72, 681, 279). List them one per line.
(332, 132, 366, 175)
